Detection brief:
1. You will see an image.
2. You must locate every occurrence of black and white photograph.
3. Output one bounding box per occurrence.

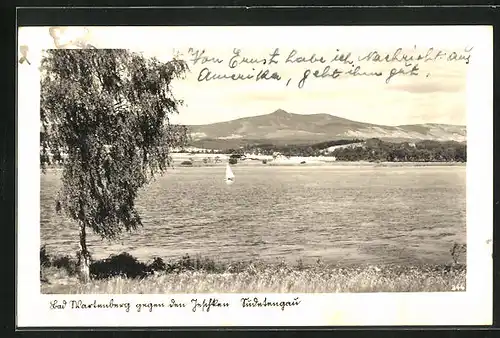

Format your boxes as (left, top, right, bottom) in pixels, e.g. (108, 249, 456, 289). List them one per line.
(17, 25, 492, 327)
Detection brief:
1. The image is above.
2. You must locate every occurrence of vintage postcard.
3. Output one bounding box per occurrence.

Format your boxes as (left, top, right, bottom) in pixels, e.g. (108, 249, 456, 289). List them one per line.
(17, 25, 492, 327)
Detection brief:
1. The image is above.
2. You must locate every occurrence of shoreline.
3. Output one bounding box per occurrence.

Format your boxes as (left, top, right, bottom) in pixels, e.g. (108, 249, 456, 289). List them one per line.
(175, 160, 466, 168)
(42, 161, 466, 171)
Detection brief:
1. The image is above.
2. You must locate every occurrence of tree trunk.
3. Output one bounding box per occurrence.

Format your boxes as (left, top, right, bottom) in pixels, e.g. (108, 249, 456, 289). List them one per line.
(78, 222, 91, 283)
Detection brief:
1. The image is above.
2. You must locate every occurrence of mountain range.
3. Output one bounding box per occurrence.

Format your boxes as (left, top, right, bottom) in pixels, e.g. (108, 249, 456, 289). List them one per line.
(187, 109, 466, 149)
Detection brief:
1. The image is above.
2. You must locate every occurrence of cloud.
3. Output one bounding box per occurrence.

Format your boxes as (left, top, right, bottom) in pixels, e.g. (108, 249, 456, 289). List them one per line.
(389, 80, 465, 94)
(386, 59, 467, 94)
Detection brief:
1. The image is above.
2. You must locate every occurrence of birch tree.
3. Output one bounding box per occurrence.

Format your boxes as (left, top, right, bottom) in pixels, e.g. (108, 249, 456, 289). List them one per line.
(40, 49, 188, 282)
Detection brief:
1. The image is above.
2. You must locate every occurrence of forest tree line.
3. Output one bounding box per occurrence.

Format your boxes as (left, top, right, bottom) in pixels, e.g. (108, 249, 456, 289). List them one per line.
(328, 138, 466, 162)
(223, 138, 467, 162)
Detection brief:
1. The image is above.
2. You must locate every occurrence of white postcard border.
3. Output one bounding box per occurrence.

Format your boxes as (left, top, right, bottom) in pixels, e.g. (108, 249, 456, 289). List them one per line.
(16, 26, 493, 327)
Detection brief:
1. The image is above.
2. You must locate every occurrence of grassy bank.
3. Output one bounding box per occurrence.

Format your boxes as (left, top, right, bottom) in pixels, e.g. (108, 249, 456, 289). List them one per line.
(40, 248, 466, 294)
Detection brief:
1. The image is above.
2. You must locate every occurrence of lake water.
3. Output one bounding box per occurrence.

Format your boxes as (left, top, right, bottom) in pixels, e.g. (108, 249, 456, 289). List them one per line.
(40, 165, 466, 266)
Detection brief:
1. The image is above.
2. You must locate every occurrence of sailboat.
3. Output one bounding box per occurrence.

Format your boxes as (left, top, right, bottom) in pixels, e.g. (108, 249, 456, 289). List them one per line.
(225, 163, 235, 185)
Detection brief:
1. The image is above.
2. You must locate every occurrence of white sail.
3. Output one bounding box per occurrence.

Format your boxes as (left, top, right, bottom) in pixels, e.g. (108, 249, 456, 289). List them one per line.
(225, 163, 235, 185)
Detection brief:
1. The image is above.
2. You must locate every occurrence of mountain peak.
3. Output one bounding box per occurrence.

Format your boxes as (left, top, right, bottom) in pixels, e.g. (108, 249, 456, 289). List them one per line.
(271, 109, 291, 115)
(187, 109, 467, 146)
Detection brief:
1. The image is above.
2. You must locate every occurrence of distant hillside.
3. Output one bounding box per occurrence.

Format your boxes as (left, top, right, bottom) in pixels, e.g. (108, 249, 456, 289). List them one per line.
(186, 109, 466, 149)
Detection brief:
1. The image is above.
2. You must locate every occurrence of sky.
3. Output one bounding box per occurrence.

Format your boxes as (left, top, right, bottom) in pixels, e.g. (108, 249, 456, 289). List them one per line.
(20, 26, 484, 126)
(165, 50, 469, 126)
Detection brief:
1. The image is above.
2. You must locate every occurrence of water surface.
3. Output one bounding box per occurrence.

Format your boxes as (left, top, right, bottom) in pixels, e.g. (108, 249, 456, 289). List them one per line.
(40, 165, 466, 265)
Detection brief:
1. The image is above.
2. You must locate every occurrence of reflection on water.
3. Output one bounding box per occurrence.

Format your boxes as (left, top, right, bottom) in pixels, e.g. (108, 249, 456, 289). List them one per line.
(40, 166, 466, 265)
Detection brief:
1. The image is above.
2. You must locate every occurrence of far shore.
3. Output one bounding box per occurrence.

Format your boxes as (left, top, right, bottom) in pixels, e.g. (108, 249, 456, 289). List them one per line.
(171, 153, 466, 167)
(178, 160, 466, 167)
(175, 162, 466, 168)
(41, 160, 466, 172)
